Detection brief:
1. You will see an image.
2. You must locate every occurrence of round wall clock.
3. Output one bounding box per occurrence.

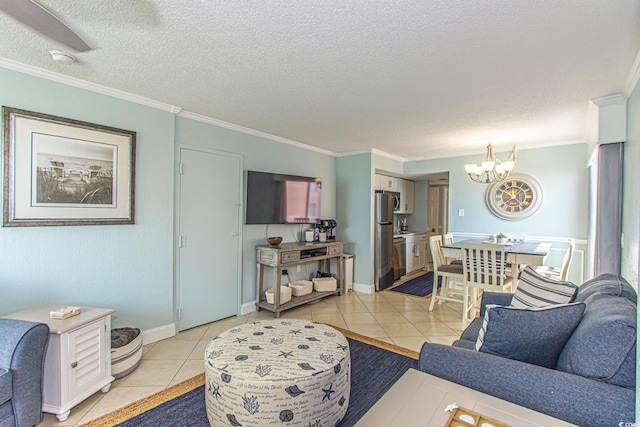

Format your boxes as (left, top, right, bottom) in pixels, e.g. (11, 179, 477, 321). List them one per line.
(485, 173, 542, 220)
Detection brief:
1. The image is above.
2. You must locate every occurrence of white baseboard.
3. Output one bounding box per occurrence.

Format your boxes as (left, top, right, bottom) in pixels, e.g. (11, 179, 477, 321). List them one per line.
(353, 282, 375, 294)
(241, 301, 257, 316)
(142, 323, 175, 345)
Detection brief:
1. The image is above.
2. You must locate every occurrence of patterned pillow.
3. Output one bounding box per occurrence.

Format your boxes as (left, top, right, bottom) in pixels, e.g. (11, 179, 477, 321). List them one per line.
(475, 303, 586, 368)
(511, 266, 578, 308)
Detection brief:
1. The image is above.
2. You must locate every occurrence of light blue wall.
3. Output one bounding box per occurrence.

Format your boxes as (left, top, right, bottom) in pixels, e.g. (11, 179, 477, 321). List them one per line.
(0, 67, 338, 330)
(405, 144, 589, 239)
(1, 64, 625, 332)
(0, 68, 175, 330)
(336, 153, 372, 286)
(174, 117, 336, 302)
(373, 153, 403, 175)
(341, 146, 589, 286)
(401, 144, 589, 283)
(623, 84, 640, 288)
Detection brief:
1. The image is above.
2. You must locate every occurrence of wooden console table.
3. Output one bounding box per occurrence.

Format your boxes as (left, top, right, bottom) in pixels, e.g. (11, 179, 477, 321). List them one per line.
(256, 241, 346, 317)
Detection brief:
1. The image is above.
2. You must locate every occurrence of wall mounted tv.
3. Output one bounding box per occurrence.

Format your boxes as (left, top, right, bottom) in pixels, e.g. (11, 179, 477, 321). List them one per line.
(245, 170, 322, 225)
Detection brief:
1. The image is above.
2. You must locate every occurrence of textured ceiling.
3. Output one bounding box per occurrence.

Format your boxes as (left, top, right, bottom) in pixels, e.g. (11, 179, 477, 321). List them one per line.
(1, 0, 639, 159)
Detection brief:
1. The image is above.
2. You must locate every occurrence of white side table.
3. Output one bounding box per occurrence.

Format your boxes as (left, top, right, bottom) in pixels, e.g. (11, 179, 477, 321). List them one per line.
(5, 305, 115, 421)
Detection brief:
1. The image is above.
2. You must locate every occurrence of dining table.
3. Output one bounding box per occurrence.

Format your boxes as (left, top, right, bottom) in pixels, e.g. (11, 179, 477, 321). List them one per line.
(441, 239, 552, 281)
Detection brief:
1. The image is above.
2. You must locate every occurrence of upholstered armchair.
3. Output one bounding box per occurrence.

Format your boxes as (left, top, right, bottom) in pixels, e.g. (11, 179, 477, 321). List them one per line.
(0, 318, 49, 427)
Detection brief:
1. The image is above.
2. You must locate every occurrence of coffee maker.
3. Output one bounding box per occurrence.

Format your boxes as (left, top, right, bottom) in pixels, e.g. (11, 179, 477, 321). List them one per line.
(321, 219, 337, 240)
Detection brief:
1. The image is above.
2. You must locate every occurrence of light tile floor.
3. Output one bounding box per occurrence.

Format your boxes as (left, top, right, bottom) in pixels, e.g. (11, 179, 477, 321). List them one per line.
(38, 275, 463, 426)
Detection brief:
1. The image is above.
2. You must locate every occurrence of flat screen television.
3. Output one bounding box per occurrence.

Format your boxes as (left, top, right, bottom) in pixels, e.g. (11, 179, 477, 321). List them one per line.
(246, 170, 322, 224)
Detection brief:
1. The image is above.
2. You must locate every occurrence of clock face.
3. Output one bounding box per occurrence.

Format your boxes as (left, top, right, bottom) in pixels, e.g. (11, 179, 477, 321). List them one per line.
(486, 174, 542, 220)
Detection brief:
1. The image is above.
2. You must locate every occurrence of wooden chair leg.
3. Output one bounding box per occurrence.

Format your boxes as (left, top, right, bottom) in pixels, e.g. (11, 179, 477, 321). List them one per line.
(462, 285, 470, 329)
(439, 277, 446, 304)
(471, 288, 478, 319)
(428, 273, 439, 311)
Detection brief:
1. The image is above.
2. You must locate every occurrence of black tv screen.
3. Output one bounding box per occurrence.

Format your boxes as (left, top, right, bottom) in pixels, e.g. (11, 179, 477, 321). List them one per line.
(246, 171, 322, 224)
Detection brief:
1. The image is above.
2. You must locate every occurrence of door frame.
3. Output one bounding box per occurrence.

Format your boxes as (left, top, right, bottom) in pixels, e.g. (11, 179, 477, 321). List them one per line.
(174, 143, 244, 330)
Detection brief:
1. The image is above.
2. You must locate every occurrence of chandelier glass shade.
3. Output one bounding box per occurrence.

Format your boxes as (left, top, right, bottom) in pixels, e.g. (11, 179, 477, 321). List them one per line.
(465, 143, 517, 184)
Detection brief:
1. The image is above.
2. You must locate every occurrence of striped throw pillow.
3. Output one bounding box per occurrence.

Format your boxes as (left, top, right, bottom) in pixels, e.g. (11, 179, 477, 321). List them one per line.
(474, 304, 495, 351)
(511, 266, 578, 308)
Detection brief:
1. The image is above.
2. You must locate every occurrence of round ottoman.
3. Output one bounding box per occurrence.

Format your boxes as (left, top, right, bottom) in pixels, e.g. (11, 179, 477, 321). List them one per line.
(204, 319, 351, 426)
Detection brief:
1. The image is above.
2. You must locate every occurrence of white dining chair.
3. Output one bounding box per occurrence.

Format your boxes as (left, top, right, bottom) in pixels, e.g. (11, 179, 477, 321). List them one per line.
(442, 233, 462, 265)
(535, 239, 575, 281)
(500, 234, 525, 279)
(428, 235, 464, 311)
(443, 233, 454, 245)
(461, 242, 514, 326)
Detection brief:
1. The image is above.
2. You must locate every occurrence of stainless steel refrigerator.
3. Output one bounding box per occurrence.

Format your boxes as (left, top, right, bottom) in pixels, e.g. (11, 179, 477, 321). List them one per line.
(375, 191, 396, 290)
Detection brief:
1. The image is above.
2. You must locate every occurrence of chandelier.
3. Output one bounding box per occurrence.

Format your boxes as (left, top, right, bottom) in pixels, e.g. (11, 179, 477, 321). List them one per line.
(464, 143, 517, 184)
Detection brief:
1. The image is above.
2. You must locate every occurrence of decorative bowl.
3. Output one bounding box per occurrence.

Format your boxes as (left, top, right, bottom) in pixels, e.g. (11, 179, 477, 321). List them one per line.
(267, 236, 283, 246)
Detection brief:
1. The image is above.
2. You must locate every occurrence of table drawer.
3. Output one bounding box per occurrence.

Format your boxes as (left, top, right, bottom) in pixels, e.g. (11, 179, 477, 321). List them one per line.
(281, 251, 301, 264)
(328, 245, 343, 256)
(257, 249, 278, 266)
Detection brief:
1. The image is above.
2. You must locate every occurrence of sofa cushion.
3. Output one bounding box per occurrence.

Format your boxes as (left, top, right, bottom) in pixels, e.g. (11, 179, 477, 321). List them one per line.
(459, 317, 483, 342)
(451, 339, 476, 350)
(574, 273, 637, 304)
(557, 296, 636, 388)
(475, 303, 585, 369)
(510, 266, 578, 308)
(0, 368, 11, 406)
(453, 317, 485, 349)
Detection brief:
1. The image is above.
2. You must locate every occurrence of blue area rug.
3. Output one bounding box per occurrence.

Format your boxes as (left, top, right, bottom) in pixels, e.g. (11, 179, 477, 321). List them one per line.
(115, 336, 418, 427)
(389, 271, 441, 297)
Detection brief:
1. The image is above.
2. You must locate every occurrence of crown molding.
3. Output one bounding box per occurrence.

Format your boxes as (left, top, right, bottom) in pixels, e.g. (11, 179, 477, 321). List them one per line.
(334, 149, 373, 157)
(0, 57, 601, 163)
(335, 148, 407, 161)
(336, 148, 408, 162)
(0, 58, 180, 113)
(405, 140, 587, 162)
(0, 58, 338, 157)
(591, 93, 627, 107)
(370, 148, 407, 162)
(624, 47, 640, 98)
(177, 111, 336, 156)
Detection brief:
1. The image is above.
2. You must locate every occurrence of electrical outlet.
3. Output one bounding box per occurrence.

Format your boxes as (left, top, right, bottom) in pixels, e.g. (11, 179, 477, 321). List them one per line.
(458, 208, 464, 217)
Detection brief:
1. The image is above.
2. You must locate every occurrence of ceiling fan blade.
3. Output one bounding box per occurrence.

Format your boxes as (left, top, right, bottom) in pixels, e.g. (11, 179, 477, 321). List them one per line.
(0, 0, 91, 52)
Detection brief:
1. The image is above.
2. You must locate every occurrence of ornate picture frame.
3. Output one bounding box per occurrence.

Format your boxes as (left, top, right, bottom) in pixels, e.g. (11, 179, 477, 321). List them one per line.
(2, 107, 136, 226)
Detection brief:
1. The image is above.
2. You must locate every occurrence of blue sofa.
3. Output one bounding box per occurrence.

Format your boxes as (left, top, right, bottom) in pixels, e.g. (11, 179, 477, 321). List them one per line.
(0, 319, 49, 427)
(418, 274, 636, 427)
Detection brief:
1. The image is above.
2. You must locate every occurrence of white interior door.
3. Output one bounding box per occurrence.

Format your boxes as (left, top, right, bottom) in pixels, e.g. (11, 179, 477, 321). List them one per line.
(178, 147, 241, 331)
(443, 186, 449, 234)
(427, 187, 441, 266)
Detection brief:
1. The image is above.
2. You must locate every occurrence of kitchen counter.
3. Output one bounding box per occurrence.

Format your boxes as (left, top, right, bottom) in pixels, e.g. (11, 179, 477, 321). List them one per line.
(396, 232, 428, 275)
(393, 231, 427, 239)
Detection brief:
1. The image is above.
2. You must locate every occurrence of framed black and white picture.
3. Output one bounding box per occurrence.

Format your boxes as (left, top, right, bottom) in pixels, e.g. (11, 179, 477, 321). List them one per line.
(2, 107, 136, 226)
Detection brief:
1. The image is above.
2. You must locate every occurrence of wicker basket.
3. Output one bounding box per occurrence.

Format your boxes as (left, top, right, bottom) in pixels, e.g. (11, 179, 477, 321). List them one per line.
(289, 280, 313, 296)
(313, 277, 337, 292)
(265, 286, 292, 305)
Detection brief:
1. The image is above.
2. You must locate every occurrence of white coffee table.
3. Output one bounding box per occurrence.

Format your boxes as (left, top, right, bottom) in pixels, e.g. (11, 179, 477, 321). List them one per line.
(356, 368, 576, 427)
